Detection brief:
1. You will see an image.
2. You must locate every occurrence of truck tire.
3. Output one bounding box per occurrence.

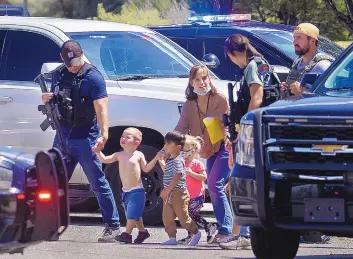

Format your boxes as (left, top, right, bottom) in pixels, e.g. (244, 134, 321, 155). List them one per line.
(250, 227, 300, 259)
(104, 145, 164, 226)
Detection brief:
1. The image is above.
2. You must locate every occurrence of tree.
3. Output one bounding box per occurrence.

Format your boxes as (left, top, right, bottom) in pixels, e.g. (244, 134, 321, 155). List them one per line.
(326, 0, 353, 32)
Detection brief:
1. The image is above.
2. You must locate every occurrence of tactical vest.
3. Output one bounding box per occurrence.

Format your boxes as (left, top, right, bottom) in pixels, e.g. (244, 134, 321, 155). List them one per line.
(53, 63, 96, 127)
(233, 56, 285, 123)
(286, 52, 334, 86)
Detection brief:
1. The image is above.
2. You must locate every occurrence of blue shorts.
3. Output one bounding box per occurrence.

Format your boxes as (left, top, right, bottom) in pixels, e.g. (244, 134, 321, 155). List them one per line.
(122, 188, 145, 220)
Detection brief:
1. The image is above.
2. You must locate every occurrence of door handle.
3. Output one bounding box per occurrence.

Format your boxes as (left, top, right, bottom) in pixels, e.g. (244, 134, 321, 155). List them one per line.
(0, 96, 13, 104)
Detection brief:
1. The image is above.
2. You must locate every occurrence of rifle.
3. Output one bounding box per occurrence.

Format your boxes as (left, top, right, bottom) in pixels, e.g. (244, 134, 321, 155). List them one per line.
(35, 73, 70, 162)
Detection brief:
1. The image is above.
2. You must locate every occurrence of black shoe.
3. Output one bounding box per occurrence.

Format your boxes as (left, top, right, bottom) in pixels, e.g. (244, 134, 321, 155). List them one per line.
(177, 235, 192, 244)
(206, 223, 218, 244)
(134, 230, 151, 243)
(115, 232, 132, 243)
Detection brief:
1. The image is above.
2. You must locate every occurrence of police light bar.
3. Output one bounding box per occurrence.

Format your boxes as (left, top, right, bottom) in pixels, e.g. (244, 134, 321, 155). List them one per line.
(188, 14, 251, 23)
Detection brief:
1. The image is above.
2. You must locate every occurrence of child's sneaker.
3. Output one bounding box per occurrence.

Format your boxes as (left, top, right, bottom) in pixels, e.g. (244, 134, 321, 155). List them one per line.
(206, 223, 218, 244)
(115, 232, 132, 243)
(177, 235, 192, 245)
(188, 231, 201, 246)
(134, 230, 150, 243)
(161, 237, 177, 245)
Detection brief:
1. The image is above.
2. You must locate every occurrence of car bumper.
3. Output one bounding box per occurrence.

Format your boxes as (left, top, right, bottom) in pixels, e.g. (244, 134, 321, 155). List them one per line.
(229, 163, 261, 227)
(230, 163, 353, 234)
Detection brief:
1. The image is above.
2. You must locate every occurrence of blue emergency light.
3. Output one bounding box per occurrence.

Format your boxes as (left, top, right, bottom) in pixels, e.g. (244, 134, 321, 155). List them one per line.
(188, 13, 251, 23)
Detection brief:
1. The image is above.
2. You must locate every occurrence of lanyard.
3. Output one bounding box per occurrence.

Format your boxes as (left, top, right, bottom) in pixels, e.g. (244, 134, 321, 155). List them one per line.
(195, 94, 211, 135)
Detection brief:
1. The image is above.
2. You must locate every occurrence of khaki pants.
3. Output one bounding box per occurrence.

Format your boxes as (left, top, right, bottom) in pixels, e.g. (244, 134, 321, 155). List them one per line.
(162, 189, 198, 238)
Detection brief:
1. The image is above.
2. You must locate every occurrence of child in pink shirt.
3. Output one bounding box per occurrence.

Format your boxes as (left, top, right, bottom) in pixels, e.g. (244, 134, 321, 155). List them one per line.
(178, 136, 218, 244)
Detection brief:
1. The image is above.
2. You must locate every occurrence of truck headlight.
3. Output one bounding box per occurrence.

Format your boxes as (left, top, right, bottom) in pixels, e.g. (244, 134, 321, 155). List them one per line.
(236, 120, 255, 168)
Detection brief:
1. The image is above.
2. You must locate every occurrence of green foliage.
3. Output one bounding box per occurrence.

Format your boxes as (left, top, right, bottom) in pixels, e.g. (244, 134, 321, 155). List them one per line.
(235, 0, 352, 41)
(94, 3, 170, 26)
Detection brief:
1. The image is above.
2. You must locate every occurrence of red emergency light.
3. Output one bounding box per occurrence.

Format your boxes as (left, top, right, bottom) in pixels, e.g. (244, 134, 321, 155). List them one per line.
(38, 191, 52, 201)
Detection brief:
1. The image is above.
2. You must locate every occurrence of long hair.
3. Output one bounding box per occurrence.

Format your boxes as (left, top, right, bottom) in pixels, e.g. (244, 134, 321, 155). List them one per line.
(185, 65, 216, 101)
(224, 34, 262, 62)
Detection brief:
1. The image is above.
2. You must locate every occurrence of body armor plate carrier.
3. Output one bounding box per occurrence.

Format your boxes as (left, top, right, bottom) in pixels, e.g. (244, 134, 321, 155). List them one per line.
(54, 63, 96, 127)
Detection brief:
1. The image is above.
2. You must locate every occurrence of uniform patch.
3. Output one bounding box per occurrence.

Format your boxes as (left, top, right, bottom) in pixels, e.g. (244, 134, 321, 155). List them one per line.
(258, 64, 270, 75)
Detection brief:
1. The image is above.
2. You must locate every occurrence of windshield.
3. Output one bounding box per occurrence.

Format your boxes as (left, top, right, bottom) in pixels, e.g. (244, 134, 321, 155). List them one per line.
(314, 49, 353, 94)
(249, 30, 343, 60)
(68, 31, 216, 80)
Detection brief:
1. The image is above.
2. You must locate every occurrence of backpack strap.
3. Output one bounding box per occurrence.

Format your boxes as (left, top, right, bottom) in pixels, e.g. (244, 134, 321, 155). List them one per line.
(76, 63, 94, 79)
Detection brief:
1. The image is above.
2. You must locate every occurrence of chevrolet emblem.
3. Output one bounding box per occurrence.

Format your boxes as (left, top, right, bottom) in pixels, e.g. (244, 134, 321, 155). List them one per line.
(311, 144, 348, 155)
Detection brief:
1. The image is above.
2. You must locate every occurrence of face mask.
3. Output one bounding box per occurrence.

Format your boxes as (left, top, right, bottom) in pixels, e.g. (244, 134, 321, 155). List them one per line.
(193, 86, 211, 96)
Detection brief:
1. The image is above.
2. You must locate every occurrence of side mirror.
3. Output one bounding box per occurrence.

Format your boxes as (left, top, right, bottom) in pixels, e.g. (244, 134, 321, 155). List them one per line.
(300, 72, 321, 91)
(202, 53, 220, 69)
(41, 63, 63, 74)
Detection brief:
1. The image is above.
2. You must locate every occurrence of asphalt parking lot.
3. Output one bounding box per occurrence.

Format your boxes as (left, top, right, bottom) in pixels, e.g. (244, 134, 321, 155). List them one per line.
(1, 213, 353, 259)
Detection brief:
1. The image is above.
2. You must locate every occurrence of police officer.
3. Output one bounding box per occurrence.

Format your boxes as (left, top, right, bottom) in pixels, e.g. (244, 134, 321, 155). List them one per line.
(225, 34, 281, 120)
(41, 40, 120, 242)
(283, 23, 333, 95)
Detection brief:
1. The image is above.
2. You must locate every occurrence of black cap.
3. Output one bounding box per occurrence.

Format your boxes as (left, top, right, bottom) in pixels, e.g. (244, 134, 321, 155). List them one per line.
(61, 40, 83, 67)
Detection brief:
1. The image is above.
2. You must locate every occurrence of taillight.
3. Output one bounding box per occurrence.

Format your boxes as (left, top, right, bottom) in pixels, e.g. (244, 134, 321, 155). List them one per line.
(17, 193, 26, 200)
(38, 191, 52, 201)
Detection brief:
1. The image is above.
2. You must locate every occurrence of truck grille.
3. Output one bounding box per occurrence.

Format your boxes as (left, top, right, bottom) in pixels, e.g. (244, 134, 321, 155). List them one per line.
(263, 115, 353, 172)
(270, 125, 353, 140)
(271, 152, 353, 164)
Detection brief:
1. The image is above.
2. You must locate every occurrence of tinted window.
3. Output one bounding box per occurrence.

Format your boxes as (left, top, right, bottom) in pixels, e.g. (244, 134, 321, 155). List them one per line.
(171, 37, 205, 59)
(69, 32, 202, 80)
(318, 36, 343, 59)
(2, 31, 61, 81)
(251, 29, 343, 60)
(249, 30, 296, 60)
(203, 37, 239, 80)
(171, 38, 188, 50)
(0, 30, 7, 68)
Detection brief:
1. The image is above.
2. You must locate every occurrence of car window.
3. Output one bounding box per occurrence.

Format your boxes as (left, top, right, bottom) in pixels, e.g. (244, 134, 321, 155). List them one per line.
(203, 37, 239, 80)
(318, 36, 343, 59)
(318, 50, 353, 91)
(0, 30, 7, 67)
(250, 29, 343, 60)
(249, 30, 296, 60)
(171, 38, 188, 50)
(1, 30, 61, 81)
(69, 31, 208, 80)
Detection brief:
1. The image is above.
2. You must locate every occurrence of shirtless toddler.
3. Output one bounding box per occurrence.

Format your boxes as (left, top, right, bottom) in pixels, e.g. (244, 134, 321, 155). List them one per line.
(93, 127, 163, 243)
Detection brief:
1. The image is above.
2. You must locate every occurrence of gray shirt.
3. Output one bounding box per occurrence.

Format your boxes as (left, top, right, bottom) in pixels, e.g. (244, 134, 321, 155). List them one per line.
(163, 155, 186, 190)
(243, 59, 265, 87)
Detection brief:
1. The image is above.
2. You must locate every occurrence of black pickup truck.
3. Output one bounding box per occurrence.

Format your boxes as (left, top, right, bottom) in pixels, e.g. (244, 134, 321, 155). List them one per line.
(230, 41, 353, 259)
(0, 147, 69, 254)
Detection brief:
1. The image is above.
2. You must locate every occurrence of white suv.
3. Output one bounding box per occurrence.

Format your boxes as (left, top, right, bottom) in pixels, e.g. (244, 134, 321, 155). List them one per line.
(0, 16, 231, 225)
